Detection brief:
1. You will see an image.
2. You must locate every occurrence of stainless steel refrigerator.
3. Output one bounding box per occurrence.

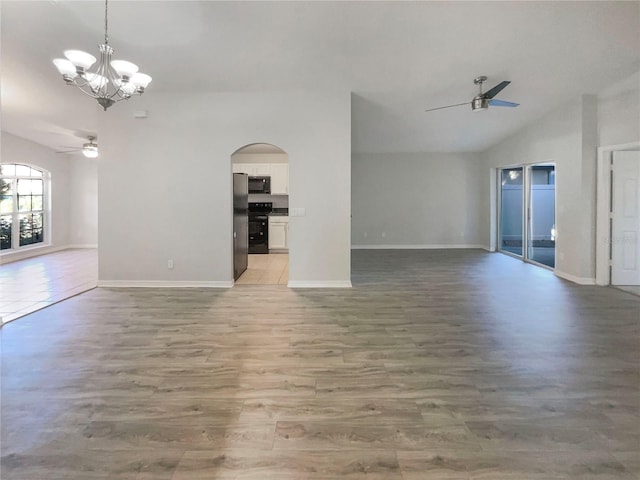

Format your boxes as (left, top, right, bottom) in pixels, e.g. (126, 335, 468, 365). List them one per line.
(233, 173, 248, 280)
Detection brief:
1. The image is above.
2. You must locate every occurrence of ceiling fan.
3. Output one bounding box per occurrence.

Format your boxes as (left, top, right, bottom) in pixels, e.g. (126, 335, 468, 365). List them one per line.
(425, 76, 520, 113)
(56, 136, 99, 158)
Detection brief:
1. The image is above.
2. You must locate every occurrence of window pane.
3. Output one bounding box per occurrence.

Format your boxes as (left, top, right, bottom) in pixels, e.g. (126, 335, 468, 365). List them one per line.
(31, 179, 43, 194)
(19, 229, 33, 246)
(531, 165, 554, 185)
(528, 165, 556, 268)
(2, 166, 47, 251)
(19, 213, 40, 246)
(0, 215, 11, 250)
(18, 195, 32, 212)
(0, 178, 11, 195)
(31, 213, 43, 229)
(500, 168, 523, 256)
(17, 179, 33, 195)
(33, 228, 44, 244)
(32, 195, 43, 211)
(15, 165, 31, 176)
(1, 164, 16, 176)
(0, 195, 13, 214)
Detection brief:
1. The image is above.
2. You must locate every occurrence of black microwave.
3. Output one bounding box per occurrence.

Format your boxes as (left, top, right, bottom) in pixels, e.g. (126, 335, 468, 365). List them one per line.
(248, 176, 271, 194)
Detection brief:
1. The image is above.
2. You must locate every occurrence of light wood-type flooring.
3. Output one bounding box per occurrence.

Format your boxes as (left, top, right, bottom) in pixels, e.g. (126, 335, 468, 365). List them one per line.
(1, 249, 639, 479)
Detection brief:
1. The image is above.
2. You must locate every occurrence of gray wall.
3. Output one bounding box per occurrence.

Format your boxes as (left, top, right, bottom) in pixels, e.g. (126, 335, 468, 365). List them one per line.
(352, 152, 485, 248)
(68, 157, 98, 247)
(598, 71, 640, 147)
(483, 95, 598, 283)
(97, 91, 351, 287)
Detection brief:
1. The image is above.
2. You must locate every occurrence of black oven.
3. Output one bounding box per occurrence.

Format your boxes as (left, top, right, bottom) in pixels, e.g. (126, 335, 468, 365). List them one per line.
(248, 176, 271, 194)
(248, 202, 272, 254)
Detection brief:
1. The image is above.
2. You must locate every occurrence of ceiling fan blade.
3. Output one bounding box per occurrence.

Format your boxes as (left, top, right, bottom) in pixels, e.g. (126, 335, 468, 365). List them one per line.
(484, 80, 510, 99)
(425, 101, 471, 112)
(56, 149, 81, 154)
(489, 99, 520, 108)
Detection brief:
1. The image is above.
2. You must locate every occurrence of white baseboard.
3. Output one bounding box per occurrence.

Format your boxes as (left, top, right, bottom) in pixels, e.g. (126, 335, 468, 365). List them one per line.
(352, 244, 487, 250)
(288, 280, 352, 288)
(97, 280, 234, 288)
(554, 270, 596, 285)
(68, 244, 98, 249)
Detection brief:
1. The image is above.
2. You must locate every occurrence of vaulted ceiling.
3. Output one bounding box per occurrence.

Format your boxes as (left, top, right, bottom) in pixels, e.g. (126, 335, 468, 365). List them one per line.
(2, 1, 639, 154)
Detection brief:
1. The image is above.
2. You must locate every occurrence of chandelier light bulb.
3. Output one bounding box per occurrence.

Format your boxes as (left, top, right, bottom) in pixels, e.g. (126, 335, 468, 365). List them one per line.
(64, 50, 97, 71)
(52, 58, 77, 78)
(53, 0, 151, 111)
(111, 60, 139, 79)
(131, 72, 152, 89)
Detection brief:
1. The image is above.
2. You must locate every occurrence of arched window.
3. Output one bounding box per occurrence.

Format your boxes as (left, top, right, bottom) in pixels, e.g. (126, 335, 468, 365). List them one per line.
(0, 164, 47, 251)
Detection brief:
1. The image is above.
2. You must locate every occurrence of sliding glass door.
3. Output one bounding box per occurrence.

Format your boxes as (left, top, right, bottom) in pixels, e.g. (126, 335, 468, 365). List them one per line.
(527, 165, 555, 267)
(498, 164, 555, 268)
(499, 167, 524, 257)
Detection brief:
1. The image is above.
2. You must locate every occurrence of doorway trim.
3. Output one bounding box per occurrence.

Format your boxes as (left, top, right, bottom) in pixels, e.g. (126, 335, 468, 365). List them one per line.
(595, 141, 640, 286)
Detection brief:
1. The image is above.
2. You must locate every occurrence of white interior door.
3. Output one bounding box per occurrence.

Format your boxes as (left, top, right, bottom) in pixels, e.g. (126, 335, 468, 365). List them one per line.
(611, 151, 640, 285)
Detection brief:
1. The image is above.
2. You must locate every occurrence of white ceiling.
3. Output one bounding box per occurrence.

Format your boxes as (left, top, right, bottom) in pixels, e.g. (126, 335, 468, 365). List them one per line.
(1, 1, 639, 154)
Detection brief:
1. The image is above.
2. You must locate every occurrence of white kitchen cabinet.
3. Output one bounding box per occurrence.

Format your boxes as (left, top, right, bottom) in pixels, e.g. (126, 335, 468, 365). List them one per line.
(232, 163, 271, 176)
(270, 164, 289, 195)
(252, 164, 271, 176)
(269, 216, 289, 250)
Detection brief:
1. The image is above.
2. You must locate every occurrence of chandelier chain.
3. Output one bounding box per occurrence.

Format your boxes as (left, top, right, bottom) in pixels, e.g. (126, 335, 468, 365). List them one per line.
(104, 0, 109, 45)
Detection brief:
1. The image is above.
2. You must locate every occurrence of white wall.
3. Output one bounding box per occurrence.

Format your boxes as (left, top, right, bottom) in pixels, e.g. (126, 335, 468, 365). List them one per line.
(232, 152, 288, 164)
(68, 157, 98, 247)
(0, 132, 71, 262)
(97, 91, 351, 287)
(598, 71, 640, 147)
(483, 95, 598, 283)
(352, 152, 485, 248)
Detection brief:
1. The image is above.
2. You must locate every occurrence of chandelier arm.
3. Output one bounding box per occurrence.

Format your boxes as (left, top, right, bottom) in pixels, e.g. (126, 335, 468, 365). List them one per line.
(70, 82, 105, 99)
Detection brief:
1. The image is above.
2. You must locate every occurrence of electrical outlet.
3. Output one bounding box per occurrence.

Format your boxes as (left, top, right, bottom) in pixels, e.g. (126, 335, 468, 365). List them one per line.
(167, 259, 174, 269)
(364, 232, 368, 238)
(381, 232, 386, 238)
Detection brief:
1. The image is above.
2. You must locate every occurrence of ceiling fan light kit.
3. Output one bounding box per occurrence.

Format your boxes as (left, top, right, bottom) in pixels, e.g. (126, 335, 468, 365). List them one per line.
(472, 97, 489, 111)
(56, 136, 99, 158)
(82, 138, 99, 158)
(425, 76, 520, 113)
(52, 0, 152, 111)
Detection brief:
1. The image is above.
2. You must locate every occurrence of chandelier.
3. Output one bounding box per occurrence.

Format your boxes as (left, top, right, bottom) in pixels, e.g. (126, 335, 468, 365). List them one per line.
(52, 0, 152, 111)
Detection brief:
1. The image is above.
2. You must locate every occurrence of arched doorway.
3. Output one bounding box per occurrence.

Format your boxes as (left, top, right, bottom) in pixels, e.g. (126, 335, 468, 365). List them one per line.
(231, 143, 289, 285)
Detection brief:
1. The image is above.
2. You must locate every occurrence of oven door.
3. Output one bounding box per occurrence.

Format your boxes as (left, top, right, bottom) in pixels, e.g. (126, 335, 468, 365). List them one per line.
(248, 215, 269, 254)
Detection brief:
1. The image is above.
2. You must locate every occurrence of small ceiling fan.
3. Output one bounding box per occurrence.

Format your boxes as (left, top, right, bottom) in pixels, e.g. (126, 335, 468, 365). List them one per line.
(56, 136, 99, 158)
(425, 76, 520, 113)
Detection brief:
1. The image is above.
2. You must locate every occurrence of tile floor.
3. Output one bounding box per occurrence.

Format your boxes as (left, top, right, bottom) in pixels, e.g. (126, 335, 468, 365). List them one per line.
(235, 253, 289, 285)
(0, 248, 98, 324)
